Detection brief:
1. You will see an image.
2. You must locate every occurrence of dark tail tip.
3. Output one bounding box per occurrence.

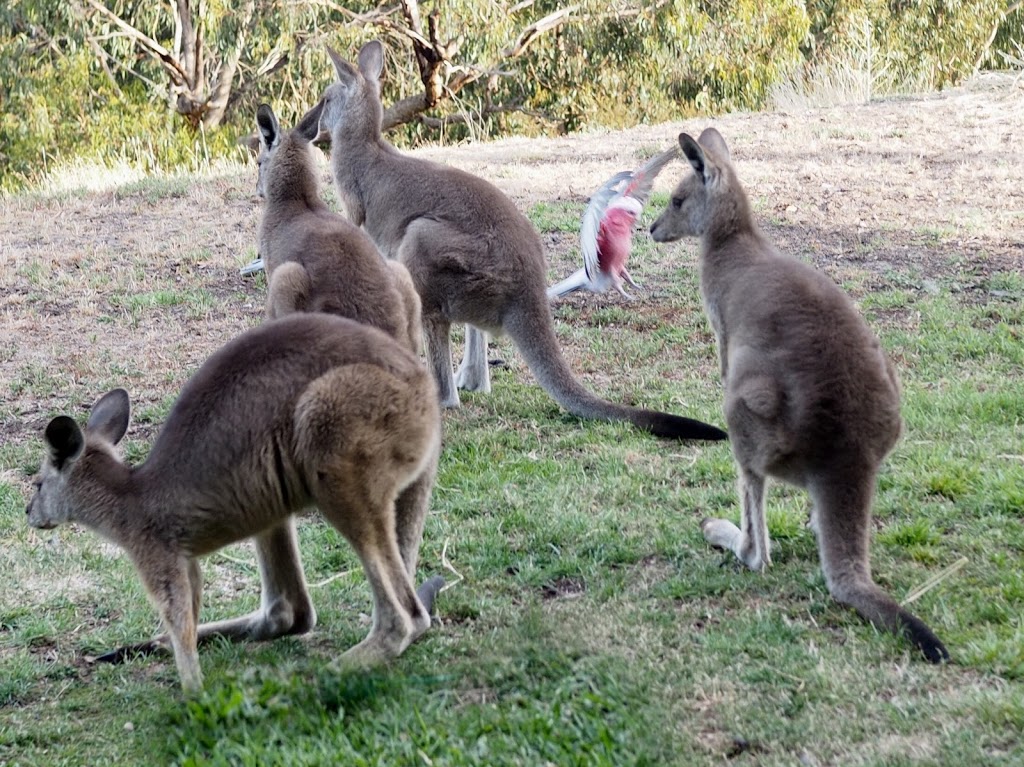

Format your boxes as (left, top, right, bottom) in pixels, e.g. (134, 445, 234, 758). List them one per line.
(900, 610, 950, 664)
(416, 575, 446, 615)
(95, 639, 165, 665)
(642, 411, 729, 441)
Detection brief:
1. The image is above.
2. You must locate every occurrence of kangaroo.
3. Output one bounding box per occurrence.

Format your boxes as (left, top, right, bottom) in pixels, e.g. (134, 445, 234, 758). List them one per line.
(649, 128, 948, 663)
(305, 40, 726, 442)
(254, 102, 422, 354)
(26, 313, 445, 691)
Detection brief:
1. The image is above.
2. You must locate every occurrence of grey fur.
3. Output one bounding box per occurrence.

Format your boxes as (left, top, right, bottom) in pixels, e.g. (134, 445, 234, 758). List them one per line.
(650, 127, 948, 662)
(307, 40, 726, 442)
(255, 102, 422, 353)
(26, 315, 444, 691)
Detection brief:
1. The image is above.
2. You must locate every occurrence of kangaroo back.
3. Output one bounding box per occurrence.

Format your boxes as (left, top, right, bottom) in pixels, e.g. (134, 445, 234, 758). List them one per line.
(255, 103, 422, 354)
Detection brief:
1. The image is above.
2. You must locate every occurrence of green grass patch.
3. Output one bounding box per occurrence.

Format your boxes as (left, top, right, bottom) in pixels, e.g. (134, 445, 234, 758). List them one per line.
(2, 187, 1023, 766)
(528, 200, 583, 233)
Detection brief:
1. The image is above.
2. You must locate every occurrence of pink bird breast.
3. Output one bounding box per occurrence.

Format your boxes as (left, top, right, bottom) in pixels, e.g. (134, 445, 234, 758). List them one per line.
(597, 207, 637, 275)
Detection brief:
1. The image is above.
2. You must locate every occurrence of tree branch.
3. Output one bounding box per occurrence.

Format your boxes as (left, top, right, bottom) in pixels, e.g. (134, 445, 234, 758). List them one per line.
(502, 5, 579, 58)
(202, 0, 255, 128)
(382, 92, 430, 131)
(79, 0, 190, 85)
(416, 102, 553, 129)
(85, 36, 124, 97)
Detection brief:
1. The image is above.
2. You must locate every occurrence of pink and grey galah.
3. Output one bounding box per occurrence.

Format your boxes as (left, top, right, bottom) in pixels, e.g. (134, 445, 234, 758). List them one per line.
(547, 145, 680, 300)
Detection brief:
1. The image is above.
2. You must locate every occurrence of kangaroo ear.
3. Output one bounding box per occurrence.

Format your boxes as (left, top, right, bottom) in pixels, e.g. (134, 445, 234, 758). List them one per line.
(698, 127, 730, 162)
(256, 104, 280, 149)
(296, 99, 325, 142)
(357, 40, 384, 82)
(679, 133, 707, 181)
(327, 45, 358, 84)
(86, 389, 131, 445)
(45, 416, 85, 470)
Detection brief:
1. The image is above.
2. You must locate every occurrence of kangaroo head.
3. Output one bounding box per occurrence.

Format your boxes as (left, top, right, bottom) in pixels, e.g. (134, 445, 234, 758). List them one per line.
(649, 127, 741, 243)
(26, 389, 131, 530)
(316, 40, 385, 143)
(255, 102, 324, 201)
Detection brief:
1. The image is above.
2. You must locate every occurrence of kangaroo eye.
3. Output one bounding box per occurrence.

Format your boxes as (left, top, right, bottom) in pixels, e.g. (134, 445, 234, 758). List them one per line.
(671, 196, 684, 210)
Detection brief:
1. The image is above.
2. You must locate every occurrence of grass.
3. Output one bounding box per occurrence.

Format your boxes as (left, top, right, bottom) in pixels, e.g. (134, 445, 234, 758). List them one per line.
(2, 90, 1024, 764)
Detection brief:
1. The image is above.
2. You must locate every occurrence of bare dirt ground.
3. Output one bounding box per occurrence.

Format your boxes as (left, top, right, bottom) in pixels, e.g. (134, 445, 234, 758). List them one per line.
(1, 73, 1022, 469)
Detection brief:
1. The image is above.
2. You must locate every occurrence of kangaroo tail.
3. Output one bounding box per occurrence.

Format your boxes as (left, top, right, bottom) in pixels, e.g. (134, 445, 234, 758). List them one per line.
(836, 579, 949, 663)
(812, 479, 949, 664)
(503, 300, 727, 441)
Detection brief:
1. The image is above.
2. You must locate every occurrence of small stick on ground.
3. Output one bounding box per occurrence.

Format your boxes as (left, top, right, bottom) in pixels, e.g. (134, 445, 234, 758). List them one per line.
(902, 557, 968, 606)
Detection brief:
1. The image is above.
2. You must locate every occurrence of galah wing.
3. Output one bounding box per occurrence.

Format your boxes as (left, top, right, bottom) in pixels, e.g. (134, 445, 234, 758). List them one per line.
(580, 146, 681, 282)
(581, 171, 632, 283)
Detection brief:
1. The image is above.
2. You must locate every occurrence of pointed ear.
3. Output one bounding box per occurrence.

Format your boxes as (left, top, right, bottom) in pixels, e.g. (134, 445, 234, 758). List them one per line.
(327, 45, 358, 84)
(357, 40, 384, 82)
(296, 99, 325, 142)
(256, 104, 280, 149)
(679, 133, 707, 182)
(698, 127, 730, 162)
(86, 389, 131, 445)
(45, 416, 85, 470)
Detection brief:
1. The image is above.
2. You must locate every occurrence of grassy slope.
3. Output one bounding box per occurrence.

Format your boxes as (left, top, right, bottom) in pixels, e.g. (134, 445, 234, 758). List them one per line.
(1, 79, 1022, 766)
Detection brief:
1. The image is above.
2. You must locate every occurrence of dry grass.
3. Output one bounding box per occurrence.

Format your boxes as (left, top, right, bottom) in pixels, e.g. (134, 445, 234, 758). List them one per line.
(3, 74, 1021, 453)
(1, 74, 1022, 765)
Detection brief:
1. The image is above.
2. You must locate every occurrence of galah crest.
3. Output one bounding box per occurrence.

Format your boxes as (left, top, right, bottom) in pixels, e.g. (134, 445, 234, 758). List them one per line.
(547, 145, 680, 300)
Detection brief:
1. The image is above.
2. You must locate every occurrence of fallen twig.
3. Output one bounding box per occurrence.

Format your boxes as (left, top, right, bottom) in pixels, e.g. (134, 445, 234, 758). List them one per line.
(309, 569, 356, 589)
(901, 556, 968, 606)
(439, 538, 464, 593)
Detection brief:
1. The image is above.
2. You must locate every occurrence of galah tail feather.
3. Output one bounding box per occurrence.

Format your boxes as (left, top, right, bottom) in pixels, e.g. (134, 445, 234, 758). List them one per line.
(548, 145, 681, 300)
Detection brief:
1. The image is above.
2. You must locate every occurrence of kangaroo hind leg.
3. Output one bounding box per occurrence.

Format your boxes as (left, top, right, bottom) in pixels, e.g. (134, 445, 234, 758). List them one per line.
(422, 312, 459, 408)
(702, 467, 771, 572)
(455, 325, 491, 394)
(266, 262, 312, 319)
(194, 518, 317, 642)
(393, 438, 445, 614)
(298, 364, 438, 665)
(315, 470, 432, 667)
(703, 370, 790, 570)
(809, 475, 949, 663)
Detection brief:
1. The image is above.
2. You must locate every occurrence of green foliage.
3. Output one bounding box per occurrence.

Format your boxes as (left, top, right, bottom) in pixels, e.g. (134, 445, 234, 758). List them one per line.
(0, 0, 1019, 191)
(0, 42, 236, 192)
(804, 0, 1008, 87)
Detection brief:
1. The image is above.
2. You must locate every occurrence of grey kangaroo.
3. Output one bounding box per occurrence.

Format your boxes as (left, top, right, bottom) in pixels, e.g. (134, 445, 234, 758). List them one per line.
(649, 127, 948, 662)
(255, 102, 422, 353)
(307, 40, 726, 442)
(26, 314, 444, 691)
